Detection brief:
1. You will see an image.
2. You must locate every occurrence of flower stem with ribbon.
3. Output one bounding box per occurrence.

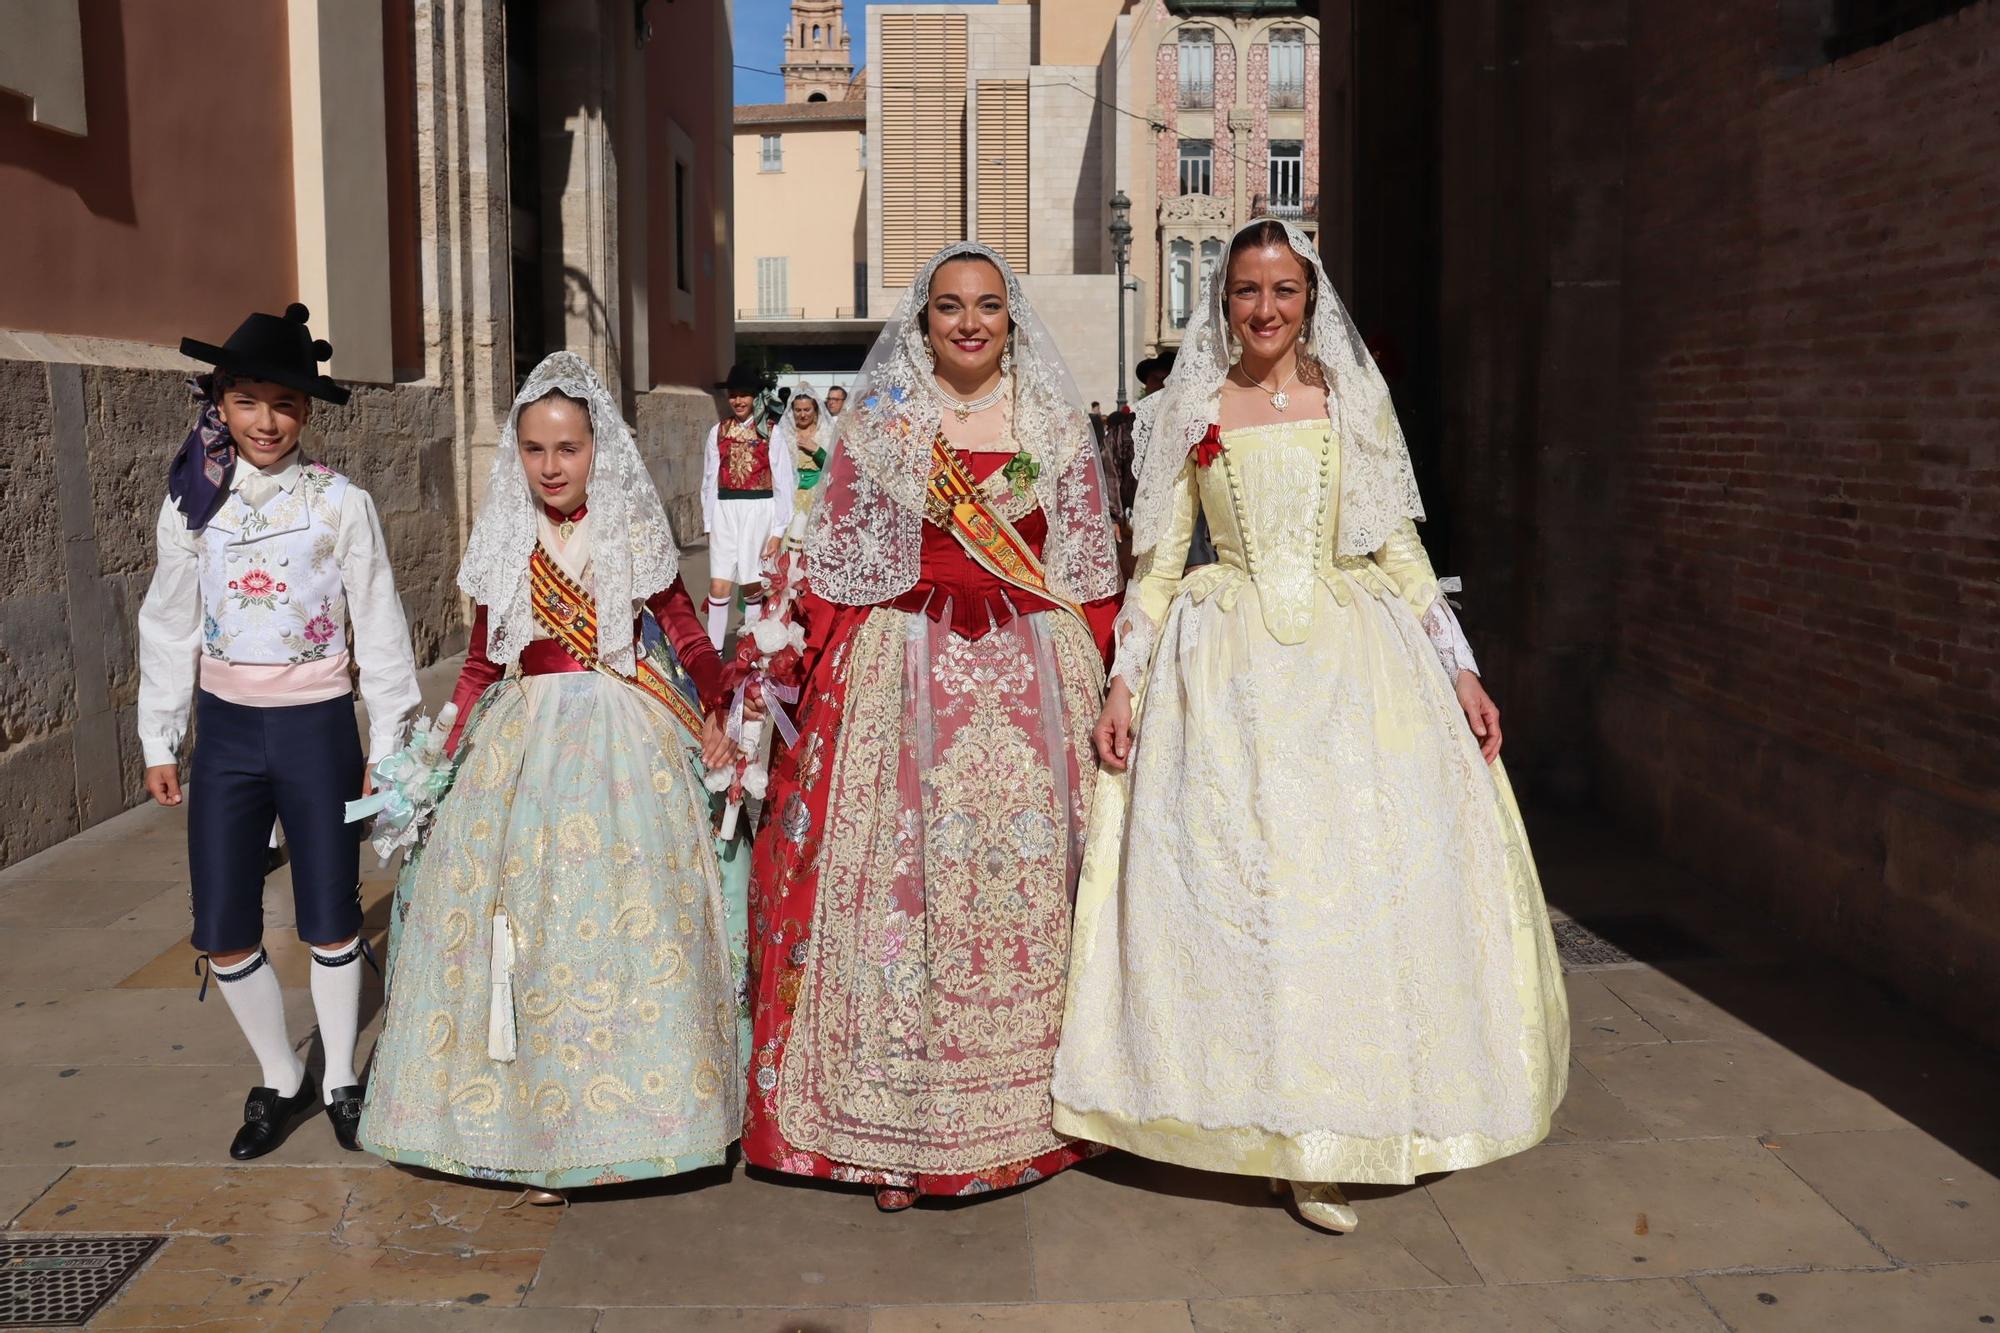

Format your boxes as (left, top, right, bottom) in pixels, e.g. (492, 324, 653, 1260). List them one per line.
(705, 513, 809, 840)
(344, 703, 461, 866)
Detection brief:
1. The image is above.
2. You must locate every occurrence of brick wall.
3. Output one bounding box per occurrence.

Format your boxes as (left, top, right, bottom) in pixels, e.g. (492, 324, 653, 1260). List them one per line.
(1598, 1, 2000, 1036)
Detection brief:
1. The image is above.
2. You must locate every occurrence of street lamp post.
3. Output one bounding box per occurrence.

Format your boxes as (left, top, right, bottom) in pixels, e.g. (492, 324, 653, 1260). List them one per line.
(1108, 190, 1133, 410)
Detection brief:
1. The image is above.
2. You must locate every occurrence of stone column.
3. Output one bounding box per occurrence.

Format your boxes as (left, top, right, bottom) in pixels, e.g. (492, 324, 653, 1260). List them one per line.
(288, 0, 394, 384)
(535, 0, 625, 402)
(412, 0, 511, 542)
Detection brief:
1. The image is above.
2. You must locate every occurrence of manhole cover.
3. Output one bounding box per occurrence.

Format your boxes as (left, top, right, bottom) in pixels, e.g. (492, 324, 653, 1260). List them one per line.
(0, 1235, 165, 1328)
(1553, 914, 1717, 972)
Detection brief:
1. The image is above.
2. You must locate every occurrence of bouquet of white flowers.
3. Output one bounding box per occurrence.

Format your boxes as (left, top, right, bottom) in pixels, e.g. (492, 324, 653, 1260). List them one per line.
(343, 703, 461, 866)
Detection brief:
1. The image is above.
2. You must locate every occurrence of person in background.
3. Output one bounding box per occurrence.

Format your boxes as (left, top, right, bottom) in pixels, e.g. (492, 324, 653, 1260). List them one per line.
(777, 386, 829, 513)
(701, 364, 794, 649)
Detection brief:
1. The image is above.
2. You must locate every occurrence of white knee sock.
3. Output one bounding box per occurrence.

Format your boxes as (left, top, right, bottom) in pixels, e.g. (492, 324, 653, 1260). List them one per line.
(706, 596, 731, 651)
(309, 938, 366, 1101)
(743, 597, 765, 627)
(212, 950, 304, 1098)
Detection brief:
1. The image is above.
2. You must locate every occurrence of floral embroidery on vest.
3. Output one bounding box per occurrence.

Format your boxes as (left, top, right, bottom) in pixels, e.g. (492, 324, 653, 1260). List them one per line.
(199, 463, 353, 665)
(719, 420, 774, 490)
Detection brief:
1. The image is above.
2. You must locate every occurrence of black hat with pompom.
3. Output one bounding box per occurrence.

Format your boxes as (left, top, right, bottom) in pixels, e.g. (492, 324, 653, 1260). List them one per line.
(720, 362, 765, 396)
(179, 303, 350, 404)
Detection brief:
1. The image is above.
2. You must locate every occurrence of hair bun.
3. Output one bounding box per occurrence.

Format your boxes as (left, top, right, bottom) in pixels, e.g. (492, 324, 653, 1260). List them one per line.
(285, 302, 312, 324)
(311, 338, 334, 362)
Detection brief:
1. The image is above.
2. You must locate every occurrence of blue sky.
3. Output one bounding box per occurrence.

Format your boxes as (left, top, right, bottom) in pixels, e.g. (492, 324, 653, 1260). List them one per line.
(733, 0, 997, 104)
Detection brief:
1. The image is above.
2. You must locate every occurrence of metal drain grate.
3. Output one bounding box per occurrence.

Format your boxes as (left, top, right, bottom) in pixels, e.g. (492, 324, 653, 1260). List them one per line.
(1553, 918, 1638, 970)
(0, 1235, 165, 1328)
(1553, 914, 1718, 972)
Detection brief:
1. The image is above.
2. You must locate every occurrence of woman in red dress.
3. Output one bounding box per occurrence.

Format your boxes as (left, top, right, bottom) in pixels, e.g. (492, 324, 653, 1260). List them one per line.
(742, 243, 1123, 1210)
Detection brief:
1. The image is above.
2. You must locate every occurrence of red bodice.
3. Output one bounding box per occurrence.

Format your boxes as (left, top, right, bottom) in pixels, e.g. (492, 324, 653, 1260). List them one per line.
(445, 578, 724, 753)
(798, 450, 1119, 674)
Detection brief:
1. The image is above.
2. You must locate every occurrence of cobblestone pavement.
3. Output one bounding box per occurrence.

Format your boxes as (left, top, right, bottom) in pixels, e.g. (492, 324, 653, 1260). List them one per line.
(4, 696, 1997, 1330)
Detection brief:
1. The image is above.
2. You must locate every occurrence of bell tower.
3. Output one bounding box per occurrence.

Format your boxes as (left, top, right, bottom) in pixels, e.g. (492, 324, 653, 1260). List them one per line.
(783, 0, 854, 103)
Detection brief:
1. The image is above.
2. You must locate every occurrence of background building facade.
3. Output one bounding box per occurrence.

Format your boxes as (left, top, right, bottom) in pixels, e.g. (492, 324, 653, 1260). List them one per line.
(863, 2, 1138, 408)
(732, 6, 873, 386)
(781, 0, 857, 103)
(0, 0, 734, 867)
(1118, 0, 1321, 355)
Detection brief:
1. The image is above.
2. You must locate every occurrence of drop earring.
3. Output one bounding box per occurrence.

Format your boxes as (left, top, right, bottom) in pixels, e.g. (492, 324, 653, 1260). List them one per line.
(1000, 336, 1014, 377)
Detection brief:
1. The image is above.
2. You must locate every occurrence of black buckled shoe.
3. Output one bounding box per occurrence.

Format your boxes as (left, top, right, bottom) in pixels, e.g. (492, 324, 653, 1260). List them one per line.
(228, 1071, 319, 1161)
(327, 1084, 366, 1152)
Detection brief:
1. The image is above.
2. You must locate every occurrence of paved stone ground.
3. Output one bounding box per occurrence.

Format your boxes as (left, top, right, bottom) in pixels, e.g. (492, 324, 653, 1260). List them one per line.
(4, 703, 1998, 1330)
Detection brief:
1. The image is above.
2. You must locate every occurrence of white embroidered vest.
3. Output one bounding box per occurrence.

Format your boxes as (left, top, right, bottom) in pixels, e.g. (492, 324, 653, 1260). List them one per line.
(198, 462, 351, 665)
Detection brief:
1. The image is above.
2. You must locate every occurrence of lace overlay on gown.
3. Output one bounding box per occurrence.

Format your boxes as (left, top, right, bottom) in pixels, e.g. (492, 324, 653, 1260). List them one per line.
(1053, 419, 1568, 1185)
(360, 668, 743, 1186)
(746, 446, 1116, 1190)
(776, 606, 1104, 1172)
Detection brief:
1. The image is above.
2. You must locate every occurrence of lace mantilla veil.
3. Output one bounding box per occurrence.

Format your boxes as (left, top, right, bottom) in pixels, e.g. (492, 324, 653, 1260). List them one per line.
(458, 351, 681, 676)
(1127, 218, 1423, 558)
(804, 242, 1121, 608)
(1112, 219, 1426, 681)
(770, 390, 818, 461)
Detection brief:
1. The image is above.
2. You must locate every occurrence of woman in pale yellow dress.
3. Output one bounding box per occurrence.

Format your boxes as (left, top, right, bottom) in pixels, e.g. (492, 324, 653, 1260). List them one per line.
(1051, 219, 1568, 1233)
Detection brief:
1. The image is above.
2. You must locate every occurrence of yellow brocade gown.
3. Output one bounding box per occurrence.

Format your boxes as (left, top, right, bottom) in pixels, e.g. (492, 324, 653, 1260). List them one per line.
(1051, 419, 1569, 1184)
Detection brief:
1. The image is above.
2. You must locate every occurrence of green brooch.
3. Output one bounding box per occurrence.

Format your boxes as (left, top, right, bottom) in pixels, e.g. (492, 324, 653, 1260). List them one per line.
(1001, 450, 1040, 498)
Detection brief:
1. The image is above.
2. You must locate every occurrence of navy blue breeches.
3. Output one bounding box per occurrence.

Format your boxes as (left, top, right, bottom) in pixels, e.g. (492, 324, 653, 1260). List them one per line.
(187, 689, 364, 954)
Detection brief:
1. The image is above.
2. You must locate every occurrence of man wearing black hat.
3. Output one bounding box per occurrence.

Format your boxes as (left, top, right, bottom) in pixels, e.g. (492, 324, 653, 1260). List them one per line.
(700, 363, 795, 649)
(137, 304, 422, 1159)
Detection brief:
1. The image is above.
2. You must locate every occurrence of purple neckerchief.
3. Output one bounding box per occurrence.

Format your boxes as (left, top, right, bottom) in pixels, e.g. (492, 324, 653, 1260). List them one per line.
(166, 374, 235, 531)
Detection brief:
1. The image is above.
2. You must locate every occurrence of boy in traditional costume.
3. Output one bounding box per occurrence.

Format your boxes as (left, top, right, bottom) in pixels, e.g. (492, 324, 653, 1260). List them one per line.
(700, 363, 794, 649)
(138, 304, 423, 1159)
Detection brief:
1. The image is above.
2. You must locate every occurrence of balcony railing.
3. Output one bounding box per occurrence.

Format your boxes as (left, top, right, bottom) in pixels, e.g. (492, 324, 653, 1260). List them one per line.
(1251, 191, 1319, 220)
(1269, 82, 1305, 109)
(1178, 79, 1214, 109)
(736, 308, 877, 322)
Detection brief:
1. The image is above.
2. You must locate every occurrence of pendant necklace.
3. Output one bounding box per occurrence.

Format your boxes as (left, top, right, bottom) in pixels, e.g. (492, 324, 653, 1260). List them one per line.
(934, 376, 1006, 422)
(1252, 364, 1301, 412)
(548, 500, 585, 544)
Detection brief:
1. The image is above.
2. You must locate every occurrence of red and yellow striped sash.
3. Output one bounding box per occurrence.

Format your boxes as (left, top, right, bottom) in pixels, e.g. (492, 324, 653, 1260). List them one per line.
(527, 545, 705, 742)
(924, 437, 1089, 631)
(529, 545, 600, 664)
